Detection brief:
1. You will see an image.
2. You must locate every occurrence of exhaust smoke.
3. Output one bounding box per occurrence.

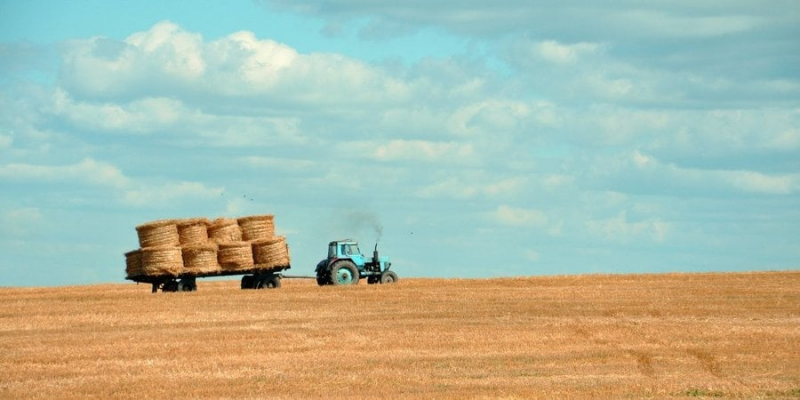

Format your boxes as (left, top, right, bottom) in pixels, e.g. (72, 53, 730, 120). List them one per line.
(338, 210, 383, 243)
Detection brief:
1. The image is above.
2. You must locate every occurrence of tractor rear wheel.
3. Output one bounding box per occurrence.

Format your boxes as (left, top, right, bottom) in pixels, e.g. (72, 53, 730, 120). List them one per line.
(330, 261, 359, 285)
(380, 270, 398, 284)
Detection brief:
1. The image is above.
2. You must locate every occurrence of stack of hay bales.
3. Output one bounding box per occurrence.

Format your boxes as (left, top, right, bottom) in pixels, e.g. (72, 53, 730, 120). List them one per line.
(124, 214, 290, 280)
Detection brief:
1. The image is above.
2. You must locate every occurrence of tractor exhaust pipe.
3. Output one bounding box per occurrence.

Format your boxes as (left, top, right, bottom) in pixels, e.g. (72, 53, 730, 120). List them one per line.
(373, 243, 380, 266)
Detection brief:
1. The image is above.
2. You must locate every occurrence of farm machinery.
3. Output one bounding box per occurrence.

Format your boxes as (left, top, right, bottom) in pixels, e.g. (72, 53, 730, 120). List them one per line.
(315, 239, 398, 285)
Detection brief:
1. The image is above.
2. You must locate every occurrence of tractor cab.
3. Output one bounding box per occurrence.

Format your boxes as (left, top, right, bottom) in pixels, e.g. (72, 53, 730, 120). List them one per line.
(315, 239, 397, 286)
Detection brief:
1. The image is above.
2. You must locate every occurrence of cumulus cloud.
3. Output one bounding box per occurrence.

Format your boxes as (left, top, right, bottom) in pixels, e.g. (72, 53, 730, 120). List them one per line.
(59, 21, 409, 107)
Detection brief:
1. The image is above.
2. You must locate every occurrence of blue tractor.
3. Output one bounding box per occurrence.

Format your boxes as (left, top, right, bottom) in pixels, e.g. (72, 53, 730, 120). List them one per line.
(315, 239, 398, 285)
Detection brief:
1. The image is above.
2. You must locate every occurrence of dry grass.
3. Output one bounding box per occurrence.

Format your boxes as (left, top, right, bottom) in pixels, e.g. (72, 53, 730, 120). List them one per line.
(0, 271, 798, 399)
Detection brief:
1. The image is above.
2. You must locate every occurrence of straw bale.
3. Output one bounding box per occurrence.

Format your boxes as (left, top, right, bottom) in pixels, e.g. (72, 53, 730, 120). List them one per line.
(237, 214, 275, 241)
(182, 243, 221, 275)
(177, 218, 210, 246)
(136, 219, 180, 248)
(252, 236, 291, 269)
(141, 246, 184, 277)
(218, 241, 254, 271)
(125, 249, 143, 278)
(208, 218, 242, 243)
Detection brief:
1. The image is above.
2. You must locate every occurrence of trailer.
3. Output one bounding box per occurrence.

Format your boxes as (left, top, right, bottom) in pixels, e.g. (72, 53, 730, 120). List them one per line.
(127, 263, 291, 293)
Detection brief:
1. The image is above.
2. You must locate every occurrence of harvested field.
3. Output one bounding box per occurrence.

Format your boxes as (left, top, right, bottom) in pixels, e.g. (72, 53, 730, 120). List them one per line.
(0, 271, 798, 399)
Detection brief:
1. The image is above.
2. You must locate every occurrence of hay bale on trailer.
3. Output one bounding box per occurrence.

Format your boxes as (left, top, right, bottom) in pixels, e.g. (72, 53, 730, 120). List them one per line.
(218, 241, 254, 271)
(136, 219, 180, 248)
(177, 218, 210, 246)
(237, 214, 275, 241)
(252, 236, 291, 269)
(141, 246, 184, 277)
(182, 243, 221, 275)
(125, 249, 143, 278)
(208, 218, 242, 243)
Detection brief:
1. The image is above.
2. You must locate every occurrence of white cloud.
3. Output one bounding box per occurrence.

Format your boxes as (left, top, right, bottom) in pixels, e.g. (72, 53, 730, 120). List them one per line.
(593, 150, 800, 196)
(449, 100, 531, 136)
(242, 156, 314, 171)
(416, 177, 478, 199)
(492, 205, 547, 227)
(0, 158, 226, 207)
(585, 211, 669, 243)
(126, 21, 206, 78)
(0, 207, 43, 236)
(0, 157, 129, 188)
(765, 128, 800, 150)
(59, 21, 409, 106)
(122, 181, 223, 207)
(0, 133, 12, 148)
(348, 139, 474, 163)
(49, 89, 307, 146)
(51, 89, 187, 133)
(524, 249, 541, 262)
(206, 30, 297, 88)
(535, 40, 602, 65)
(724, 171, 798, 195)
(416, 176, 526, 199)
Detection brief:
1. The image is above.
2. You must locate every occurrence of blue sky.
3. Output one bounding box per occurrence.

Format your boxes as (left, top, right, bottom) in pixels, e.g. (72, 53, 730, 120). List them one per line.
(1, 1, 798, 287)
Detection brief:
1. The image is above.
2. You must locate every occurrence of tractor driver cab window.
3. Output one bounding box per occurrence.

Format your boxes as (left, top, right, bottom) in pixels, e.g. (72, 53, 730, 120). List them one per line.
(341, 245, 349, 255)
(328, 244, 336, 258)
(347, 244, 360, 255)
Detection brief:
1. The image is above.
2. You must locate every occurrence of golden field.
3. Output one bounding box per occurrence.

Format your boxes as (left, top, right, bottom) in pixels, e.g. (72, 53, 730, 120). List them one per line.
(0, 272, 798, 399)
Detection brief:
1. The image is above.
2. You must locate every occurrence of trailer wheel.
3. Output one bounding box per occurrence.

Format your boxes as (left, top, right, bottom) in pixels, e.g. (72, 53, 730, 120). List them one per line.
(178, 281, 196, 292)
(241, 275, 255, 290)
(330, 261, 359, 285)
(380, 270, 398, 284)
(258, 275, 281, 289)
(163, 280, 179, 292)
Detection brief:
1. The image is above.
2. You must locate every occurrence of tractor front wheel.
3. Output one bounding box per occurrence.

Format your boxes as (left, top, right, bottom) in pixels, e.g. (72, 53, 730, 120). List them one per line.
(380, 270, 398, 284)
(330, 261, 359, 285)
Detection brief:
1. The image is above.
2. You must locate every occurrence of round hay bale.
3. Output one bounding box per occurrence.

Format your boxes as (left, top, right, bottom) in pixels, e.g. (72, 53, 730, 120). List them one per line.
(218, 241, 254, 271)
(252, 236, 291, 269)
(136, 219, 180, 248)
(141, 246, 183, 277)
(182, 243, 221, 275)
(237, 214, 275, 241)
(177, 218, 210, 246)
(125, 249, 143, 278)
(208, 218, 242, 243)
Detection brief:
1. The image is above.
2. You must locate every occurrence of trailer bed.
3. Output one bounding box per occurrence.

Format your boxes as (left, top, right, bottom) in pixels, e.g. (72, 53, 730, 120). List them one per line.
(127, 264, 291, 292)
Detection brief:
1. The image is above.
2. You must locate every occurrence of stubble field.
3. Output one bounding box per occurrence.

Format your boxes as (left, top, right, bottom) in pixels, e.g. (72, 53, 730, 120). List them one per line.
(1, 271, 798, 398)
